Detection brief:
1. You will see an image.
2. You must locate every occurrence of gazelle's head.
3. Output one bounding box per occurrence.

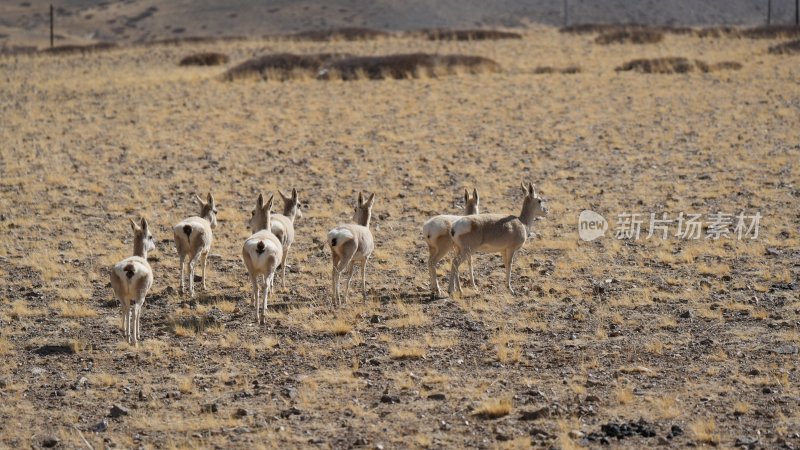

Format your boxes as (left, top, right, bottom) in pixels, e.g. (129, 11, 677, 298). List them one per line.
(464, 188, 480, 215)
(249, 193, 273, 233)
(521, 182, 548, 219)
(196, 193, 218, 229)
(129, 217, 155, 256)
(279, 188, 302, 221)
(352, 192, 375, 227)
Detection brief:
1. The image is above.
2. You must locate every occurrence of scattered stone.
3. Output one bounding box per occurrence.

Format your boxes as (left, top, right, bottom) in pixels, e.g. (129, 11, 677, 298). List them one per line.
(380, 394, 400, 404)
(569, 430, 585, 439)
(70, 377, 88, 390)
(667, 424, 684, 439)
(201, 402, 218, 413)
(735, 436, 758, 448)
(90, 418, 109, 433)
(762, 387, 773, 394)
(587, 419, 656, 441)
(584, 395, 600, 403)
(279, 407, 302, 418)
(42, 437, 60, 448)
(281, 386, 298, 399)
(234, 408, 250, 418)
(519, 407, 550, 421)
(109, 405, 128, 418)
(679, 310, 693, 319)
(369, 315, 383, 324)
(530, 427, 551, 439)
(765, 247, 782, 256)
(772, 345, 798, 355)
(427, 393, 446, 401)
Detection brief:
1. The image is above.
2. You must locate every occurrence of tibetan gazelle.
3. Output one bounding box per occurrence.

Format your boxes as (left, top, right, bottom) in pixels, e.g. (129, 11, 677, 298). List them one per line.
(448, 183, 547, 296)
(110, 218, 155, 345)
(242, 193, 283, 324)
(173, 193, 218, 298)
(271, 188, 301, 290)
(327, 192, 375, 305)
(422, 188, 480, 298)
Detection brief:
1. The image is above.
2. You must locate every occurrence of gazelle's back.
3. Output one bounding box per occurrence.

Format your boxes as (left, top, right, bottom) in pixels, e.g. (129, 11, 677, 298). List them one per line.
(452, 214, 526, 251)
(271, 214, 294, 247)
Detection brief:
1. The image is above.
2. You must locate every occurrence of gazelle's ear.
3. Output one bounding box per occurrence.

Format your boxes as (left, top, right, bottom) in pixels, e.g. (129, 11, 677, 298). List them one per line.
(129, 218, 138, 232)
(291, 188, 298, 201)
(366, 192, 375, 209)
(357, 191, 364, 206)
(278, 190, 289, 201)
(194, 194, 205, 206)
(140, 218, 148, 232)
(520, 182, 527, 195)
(264, 193, 274, 212)
(529, 183, 536, 196)
(473, 188, 479, 203)
(256, 193, 264, 209)
(207, 192, 215, 206)
(464, 188, 469, 203)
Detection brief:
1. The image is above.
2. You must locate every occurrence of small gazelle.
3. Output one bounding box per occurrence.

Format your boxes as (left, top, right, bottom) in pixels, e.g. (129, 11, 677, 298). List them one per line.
(328, 192, 375, 305)
(173, 193, 218, 298)
(448, 183, 548, 296)
(422, 188, 480, 298)
(271, 188, 302, 290)
(242, 193, 283, 324)
(110, 218, 155, 345)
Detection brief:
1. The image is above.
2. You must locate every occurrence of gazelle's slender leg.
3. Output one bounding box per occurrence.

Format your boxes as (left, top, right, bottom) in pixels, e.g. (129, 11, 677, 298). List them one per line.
(503, 248, 518, 295)
(178, 256, 185, 295)
(200, 251, 209, 290)
(468, 256, 477, 290)
(280, 247, 289, 291)
(361, 258, 368, 302)
(343, 263, 357, 303)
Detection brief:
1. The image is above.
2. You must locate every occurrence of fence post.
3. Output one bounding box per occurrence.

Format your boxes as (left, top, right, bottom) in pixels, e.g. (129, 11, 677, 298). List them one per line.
(767, 0, 772, 25)
(50, 4, 54, 48)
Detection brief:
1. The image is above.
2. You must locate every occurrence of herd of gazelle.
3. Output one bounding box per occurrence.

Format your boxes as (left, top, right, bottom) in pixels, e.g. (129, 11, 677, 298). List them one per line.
(110, 183, 547, 344)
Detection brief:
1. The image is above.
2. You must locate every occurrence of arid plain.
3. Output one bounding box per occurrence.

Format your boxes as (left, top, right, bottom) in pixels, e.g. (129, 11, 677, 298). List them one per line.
(0, 28, 799, 449)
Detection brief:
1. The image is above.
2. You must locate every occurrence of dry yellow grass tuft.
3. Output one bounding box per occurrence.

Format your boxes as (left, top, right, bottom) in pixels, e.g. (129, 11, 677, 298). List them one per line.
(386, 302, 430, 328)
(56, 302, 97, 318)
(690, 418, 720, 445)
(472, 397, 513, 419)
(389, 343, 426, 359)
(0, 337, 12, 356)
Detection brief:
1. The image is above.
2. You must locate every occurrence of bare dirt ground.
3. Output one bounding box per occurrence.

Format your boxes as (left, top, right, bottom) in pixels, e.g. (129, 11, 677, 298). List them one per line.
(0, 29, 799, 449)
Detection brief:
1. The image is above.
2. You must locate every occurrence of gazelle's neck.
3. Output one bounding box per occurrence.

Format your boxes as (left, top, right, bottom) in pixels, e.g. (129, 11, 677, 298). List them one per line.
(519, 201, 537, 230)
(283, 205, 297, 223)
(133, 239, 147, 259)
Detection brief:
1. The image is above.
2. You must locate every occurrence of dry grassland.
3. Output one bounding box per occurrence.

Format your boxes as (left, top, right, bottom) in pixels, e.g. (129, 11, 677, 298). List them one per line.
(0, 27, 798, 448)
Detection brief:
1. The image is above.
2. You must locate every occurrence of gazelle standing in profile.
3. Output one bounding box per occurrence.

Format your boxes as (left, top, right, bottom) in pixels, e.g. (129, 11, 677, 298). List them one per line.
(448, 183, 548, 296)
(242, 193, 283, 324)
(271, 188, 301, 290)
(110, 218, 155, 345)
(173, 193, 218, 298)
(422, 188, 480, 298)
(327, 192, 375, 306)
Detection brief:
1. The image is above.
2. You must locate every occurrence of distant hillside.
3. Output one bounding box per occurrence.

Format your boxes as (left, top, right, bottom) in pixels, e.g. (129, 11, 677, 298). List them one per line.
(1, 0, 797, 47)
